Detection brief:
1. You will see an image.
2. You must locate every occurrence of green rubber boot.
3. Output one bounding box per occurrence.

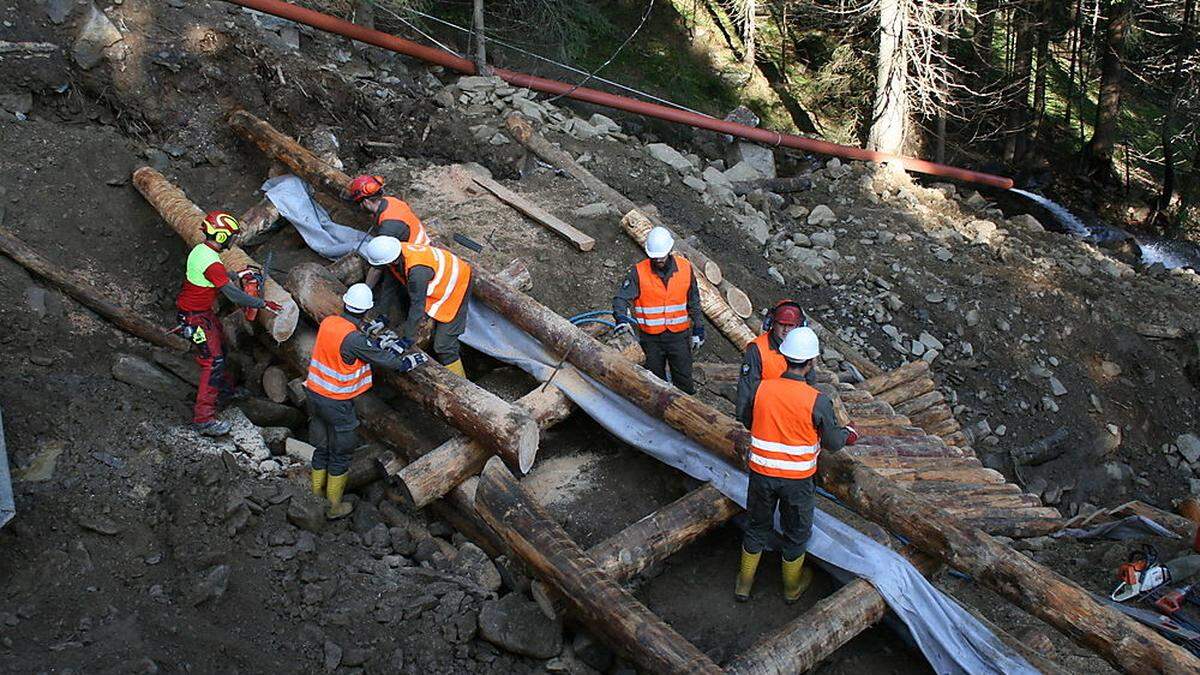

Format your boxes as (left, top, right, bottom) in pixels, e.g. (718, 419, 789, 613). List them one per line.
(734, 548, 762, 602)
(782, 553, 814, 604)
(310, 468, 327, 497)
(325, 472, 354, 520)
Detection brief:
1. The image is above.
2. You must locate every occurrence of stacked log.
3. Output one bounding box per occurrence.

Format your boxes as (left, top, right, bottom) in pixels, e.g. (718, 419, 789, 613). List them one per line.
(858, 360, 962, 441)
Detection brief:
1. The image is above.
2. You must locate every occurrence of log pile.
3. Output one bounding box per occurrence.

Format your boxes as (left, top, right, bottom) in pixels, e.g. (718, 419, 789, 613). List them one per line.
(859, 360, 965, 445)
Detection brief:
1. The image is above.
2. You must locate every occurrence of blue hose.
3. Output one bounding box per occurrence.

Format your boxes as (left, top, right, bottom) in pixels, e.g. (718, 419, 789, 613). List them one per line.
(573, 318, 616, 329)
(568, 309, 612, 322)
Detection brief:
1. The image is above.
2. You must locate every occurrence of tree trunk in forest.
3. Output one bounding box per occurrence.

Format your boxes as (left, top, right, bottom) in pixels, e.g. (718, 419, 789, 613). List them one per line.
(973, 0, 998, 72)
(1003, 3, 1036, 163)
(741, 0, 756, 67)
(1030, 1, 1052, 146)
(867, 0, 909, 154)
(1084, 0, 1132, 182)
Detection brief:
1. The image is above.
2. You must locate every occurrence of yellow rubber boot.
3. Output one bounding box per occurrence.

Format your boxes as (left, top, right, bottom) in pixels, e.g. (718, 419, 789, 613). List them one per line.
(782, 554, 814, 604)
(325, 472, 355, 520)
(310, 468, 327, 497)
(445, 359, 466, 377)
(734, 548, 762, 602)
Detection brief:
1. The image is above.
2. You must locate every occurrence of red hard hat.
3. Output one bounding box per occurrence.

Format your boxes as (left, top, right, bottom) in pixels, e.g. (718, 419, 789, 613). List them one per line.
(773, 301, 803, 326)
(349, 174, 385, 203)
(203, 210, 240, 244)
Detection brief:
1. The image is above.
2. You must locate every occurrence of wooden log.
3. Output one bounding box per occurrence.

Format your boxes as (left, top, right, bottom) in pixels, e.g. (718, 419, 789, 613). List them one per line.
(1110, 500, 1197, 539)
(471, 263, 751, 467)
(693, 361, 741, 384)
(1010, 427, 1070, 466)
(909, 405, 953, 430)
(844, 443, 964, 459)
(816, 450, 1196, 673)
(872, 466, 1007, 484)
(844, 400, 899, 417)
(284, 262, 540, 472)
(466, 170, 595, 251)
(859, 360, 929, 395)
(621, 209, 755, 348)
(893, 390, 945, 418)
(918, 492, 1042, 509)
(729, 175, 815, 196)
(237, 196, 281, 247)
(906, 481, 1023, 496)
(874, 376, 938, 407)
(856, 456, 982, 470)
(850, 422, 924, 437)
(131, 167, 299, 342)
(926, 417, 963, 439)
(962, 516, 1065, 538)
(230, 111, 352, 203)
(0, 225, 188, 352)
(941, 503, 1059, 521)
(942, 430, 969, 447)
(394, 338, 643, 509)
(474, 457, 722, 675)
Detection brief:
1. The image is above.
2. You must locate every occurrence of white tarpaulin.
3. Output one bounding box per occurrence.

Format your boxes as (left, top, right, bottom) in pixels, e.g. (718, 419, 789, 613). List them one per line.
(460, 299, 1036, 675)
(262, 175, 373, 259)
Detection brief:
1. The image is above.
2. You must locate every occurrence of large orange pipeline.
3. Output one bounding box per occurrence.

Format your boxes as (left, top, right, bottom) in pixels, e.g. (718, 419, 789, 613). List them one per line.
(226, 0, 1014, 190)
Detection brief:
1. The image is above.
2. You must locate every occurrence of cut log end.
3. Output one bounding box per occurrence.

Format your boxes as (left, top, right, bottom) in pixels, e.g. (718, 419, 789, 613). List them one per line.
(268, 301, 300, 342)
(515, 421, 539, 474)
(725, 287, 753, 319)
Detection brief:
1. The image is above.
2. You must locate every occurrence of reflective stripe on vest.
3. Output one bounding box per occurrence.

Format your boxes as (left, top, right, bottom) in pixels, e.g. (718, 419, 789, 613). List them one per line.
(631, 256, 692, 334)
(377, 196, 430, 245)
(185, 243, 222, 288)
(401, 243, 472, 323)
(749, 378, 821, 479)
(305, 315, 373, 400)
(751, 332, 788, 380)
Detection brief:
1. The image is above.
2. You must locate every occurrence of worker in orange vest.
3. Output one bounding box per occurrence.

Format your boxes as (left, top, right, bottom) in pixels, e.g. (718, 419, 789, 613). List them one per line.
(305, 283, 427, 519)
(356, 236, 473, 377)
(736, 299, 812, 423)
(174, 211, 282, 437)
(612, 227, 704, 394)
(349, 174, 431, 320)
(736, 327, 857, 603)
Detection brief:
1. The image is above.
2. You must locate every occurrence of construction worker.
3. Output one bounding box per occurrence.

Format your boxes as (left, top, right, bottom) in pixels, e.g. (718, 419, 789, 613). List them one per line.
(735, 327, 857, 604)
(612, 227, 704, 394)
(305, 283, 427, 519)
(357, 236, 472, 377)
(348, 174, 431, 321)
(175, 211, 282, 437)
(736, 299, 813, 423)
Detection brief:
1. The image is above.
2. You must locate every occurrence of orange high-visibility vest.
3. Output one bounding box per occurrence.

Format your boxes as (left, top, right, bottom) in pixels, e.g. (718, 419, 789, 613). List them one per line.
(632, 255, 692, 334)
(305, 315, 373, 400)
(749, 378, 821, 479)
(399, 243, 472, 323)
(376, 196, 430, 245)
(751, 332, 788, 380)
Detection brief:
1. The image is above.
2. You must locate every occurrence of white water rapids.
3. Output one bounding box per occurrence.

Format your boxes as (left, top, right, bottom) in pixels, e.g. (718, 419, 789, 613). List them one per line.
(1009, 188, 1196, 269)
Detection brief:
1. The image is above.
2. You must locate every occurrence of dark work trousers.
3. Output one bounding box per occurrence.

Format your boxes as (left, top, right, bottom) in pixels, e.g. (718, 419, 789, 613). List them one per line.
(306, 391, 360, 476)
(429, 278, 472, 365)
(377, 272, 410, 327)
(179, 310, 233, 423)
(742, 471, 815, 561)
(639, 330, 695, 394)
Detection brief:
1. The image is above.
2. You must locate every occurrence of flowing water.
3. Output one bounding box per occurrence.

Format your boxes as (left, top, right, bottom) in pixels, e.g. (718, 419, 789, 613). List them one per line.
(1009, 188, 1199, 270)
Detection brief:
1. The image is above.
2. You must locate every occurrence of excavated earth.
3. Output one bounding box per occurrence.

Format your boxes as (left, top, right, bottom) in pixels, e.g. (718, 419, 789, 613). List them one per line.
(1, 1, 1198, 673)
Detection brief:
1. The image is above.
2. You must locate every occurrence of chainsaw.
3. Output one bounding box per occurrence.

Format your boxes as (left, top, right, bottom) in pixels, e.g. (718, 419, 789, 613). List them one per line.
(1112, 545, 1172, 602)
(238, 265, 265, 322)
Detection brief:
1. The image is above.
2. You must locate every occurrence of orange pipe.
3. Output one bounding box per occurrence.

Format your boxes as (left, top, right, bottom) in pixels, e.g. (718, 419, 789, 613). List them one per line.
(227, 0, 1014, 190)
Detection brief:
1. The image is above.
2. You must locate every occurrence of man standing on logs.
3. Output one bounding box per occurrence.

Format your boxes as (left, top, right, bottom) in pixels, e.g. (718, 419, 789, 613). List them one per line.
(736, 327, 857, 603)
(612, 227, 705, 394)
(736, 299, 811, 423)
(175, 211, 282, 437)
(357, 236, 473, 377)
(306, 283, 427, 519)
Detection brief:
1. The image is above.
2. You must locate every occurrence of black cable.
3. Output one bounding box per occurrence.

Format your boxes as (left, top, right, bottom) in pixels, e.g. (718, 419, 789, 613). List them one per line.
(544, 0, 656, 104)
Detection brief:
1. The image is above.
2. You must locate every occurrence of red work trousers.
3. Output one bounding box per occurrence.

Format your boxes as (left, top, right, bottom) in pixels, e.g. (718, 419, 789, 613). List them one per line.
(179, 310, 233, 423)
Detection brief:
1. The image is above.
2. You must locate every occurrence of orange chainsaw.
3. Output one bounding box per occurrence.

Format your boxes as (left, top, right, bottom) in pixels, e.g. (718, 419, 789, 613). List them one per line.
(238, 258, 267, 321)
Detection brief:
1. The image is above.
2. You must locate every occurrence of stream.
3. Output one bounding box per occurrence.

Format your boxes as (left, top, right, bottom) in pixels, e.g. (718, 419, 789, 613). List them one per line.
(1009, 189, 1200, 270)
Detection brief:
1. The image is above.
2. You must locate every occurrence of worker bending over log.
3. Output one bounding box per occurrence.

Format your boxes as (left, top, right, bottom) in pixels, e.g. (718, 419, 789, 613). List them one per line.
(737, 327, 858, 603)
(347, 175, 431, 320)
(174, 211, 282, 436)
(736, 299, 814, 423)
(612, 227, 705, 394)
(306, 283, 427, 519)
(358, 237, 472, 377)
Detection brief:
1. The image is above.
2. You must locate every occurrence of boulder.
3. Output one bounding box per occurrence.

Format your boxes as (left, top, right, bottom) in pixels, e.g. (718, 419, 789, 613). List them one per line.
(736, 213, 770, 245)
(725, 142, 776, 179)
(111, 353, 182, 394)
(645, 143, 693, 173)
(73, 3, 123, 70)
(723, 160, 764, 183)
(572, 202, 617, 219)
(809, 231, 837, 249)
(457, 542, 503, 592)
(807, 205, 837, 226)
(287, 495, 327, 534)
(479, 593, 563, 659)
(262, 365, 289, 403)
(1177, 434, 1200, 465)
(588, 113, 621, 134)
(1007, 214, 1044, 233)
(236, 397, 304, 429)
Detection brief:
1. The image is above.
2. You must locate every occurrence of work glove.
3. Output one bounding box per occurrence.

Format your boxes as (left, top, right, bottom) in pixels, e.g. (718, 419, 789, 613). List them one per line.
(691, 326, 706, 353)
(613, 321, 634, 337)
(396, 336, 415, 351)
(398, 351, 429, 373)
(844, 424, 859, 446)
(263, 300, 284, 313)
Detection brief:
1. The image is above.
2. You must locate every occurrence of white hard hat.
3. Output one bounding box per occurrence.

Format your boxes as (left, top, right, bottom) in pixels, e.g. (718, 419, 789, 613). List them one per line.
(779, 326, 820, 362)
(342, 283, 375, 313)
(644, 226, 675, 258)
(361, 235, 402, 266)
